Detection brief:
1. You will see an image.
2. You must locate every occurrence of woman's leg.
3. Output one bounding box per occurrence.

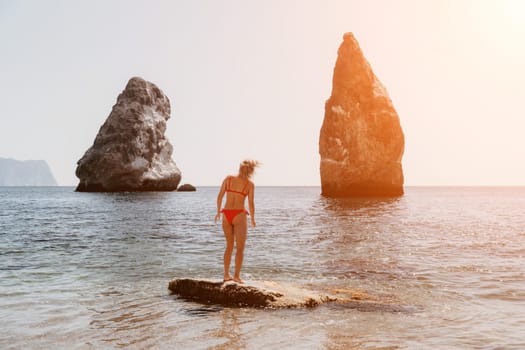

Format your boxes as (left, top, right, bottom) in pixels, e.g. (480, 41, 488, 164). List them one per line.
(232, 213, 248, 282)
(222, 218, 234, 281)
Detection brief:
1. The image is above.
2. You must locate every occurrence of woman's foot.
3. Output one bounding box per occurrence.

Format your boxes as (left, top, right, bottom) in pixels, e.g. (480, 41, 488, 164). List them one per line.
(223, 275, 233, 283)
(233, 277, 244, 284)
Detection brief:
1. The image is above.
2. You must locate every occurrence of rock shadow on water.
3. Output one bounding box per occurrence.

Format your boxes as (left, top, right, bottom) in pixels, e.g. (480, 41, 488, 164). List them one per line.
(182, 305, 223, 317)
(318, 196, 404, 216)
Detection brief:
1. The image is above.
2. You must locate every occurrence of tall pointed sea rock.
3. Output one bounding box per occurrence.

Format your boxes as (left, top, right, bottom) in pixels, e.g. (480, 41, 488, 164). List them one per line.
(75, 77, 181, 192)
(319, 33, 404, 197)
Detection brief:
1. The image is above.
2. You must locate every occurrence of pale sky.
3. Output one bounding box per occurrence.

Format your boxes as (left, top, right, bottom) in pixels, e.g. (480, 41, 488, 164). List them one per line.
(1, 0, 524, 186)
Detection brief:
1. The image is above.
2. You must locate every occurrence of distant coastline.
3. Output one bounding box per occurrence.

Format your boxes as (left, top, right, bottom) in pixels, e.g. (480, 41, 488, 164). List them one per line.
(0, 158, 57, 186)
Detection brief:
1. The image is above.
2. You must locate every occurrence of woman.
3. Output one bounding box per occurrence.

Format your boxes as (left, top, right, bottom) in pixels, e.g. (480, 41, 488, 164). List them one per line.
(214, 160, 259, 283)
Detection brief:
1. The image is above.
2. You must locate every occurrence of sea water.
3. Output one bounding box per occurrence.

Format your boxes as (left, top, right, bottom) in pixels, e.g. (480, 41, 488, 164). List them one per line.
(1, 186, 524, 349)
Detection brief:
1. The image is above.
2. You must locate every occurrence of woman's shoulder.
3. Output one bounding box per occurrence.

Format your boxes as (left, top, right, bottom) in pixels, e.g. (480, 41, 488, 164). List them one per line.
(221, 175, 231, 185)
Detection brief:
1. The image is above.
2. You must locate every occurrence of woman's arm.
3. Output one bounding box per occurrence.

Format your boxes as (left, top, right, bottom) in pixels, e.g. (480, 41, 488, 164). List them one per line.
(247, 182, 256, 227)
(214, 177, 227, 223)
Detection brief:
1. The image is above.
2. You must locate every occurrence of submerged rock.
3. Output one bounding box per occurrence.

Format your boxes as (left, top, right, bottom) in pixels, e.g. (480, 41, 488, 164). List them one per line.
(319, 33, 405, 197)
(75, 77, 181, 192)
(168, 278, 336, 308)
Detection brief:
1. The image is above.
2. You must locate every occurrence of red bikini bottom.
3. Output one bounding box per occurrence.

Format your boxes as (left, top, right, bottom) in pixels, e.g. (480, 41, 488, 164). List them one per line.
(221, 209, 248, 224)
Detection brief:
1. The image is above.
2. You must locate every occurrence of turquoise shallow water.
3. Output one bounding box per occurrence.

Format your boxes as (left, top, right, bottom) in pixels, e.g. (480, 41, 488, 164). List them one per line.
(1, 186, 524, 349)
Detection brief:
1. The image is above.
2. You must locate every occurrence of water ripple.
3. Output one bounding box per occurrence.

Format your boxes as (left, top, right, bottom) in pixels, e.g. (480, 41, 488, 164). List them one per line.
(1, 186, 525, 349)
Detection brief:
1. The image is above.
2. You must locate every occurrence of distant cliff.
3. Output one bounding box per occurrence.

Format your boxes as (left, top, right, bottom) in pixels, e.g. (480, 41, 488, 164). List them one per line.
(0, 158, 57, 186)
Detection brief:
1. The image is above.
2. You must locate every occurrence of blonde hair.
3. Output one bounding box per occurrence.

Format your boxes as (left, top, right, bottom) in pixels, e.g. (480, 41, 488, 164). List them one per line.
(238, 159, 260, 179)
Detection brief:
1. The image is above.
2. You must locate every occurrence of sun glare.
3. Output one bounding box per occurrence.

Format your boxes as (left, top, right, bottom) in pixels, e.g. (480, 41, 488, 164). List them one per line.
(471, 0, 525, 53)
(502, 0, 525, 32)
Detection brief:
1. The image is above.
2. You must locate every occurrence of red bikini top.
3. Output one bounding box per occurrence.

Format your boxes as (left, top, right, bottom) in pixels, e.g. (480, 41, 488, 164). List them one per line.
(225, 177, 248, 197)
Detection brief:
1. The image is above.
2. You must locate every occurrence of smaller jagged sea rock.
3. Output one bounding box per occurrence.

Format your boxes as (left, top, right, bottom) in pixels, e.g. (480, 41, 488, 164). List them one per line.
(319, 33, 405, 197)
(177, 183, 196, 192)
(75, 77, 181, 192)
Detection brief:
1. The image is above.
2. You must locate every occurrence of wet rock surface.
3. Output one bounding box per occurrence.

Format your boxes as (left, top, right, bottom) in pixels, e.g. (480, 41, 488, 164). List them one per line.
(168, 278, 416, 312)
(75, 77, 181, 192)
(319, 33, 405, 197)
(169, 278, 335, 308)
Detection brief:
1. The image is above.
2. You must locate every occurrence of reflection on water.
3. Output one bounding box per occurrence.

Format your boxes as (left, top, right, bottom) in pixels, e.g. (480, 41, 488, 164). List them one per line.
(312, 195, 412, 300)
(213, 309, 246, 350)
(318, 195, 403, 214)
(1, 187, 525, 349)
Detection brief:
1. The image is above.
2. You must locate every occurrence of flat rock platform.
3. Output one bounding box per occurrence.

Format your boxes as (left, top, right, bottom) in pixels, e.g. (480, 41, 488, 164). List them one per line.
(169, 278, 335, 308)
(168, 278, 416, 312)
